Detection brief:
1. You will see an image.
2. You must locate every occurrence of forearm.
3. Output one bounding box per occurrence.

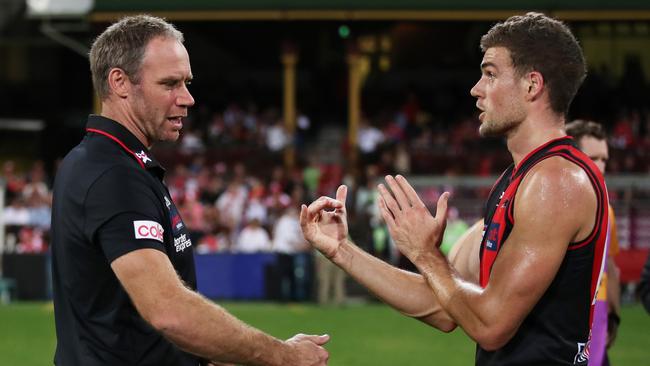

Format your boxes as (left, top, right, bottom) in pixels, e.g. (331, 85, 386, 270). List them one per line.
(159, 287, 289, 366)
(413, 250, 503, 349)
(331, 239, 455, 330)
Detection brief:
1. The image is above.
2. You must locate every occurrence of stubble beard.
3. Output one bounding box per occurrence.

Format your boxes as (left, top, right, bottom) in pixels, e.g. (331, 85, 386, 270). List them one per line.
(478, 115, 521, 138)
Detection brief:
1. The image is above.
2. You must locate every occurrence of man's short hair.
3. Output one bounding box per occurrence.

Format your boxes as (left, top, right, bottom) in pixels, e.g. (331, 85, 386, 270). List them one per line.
(89, 15, 184, 100)
(566, 119, 607, 141)
(480, 12, 587, 116)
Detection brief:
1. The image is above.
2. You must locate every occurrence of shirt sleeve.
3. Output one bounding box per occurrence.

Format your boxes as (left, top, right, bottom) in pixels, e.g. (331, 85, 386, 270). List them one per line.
(84, 165, 167, 262)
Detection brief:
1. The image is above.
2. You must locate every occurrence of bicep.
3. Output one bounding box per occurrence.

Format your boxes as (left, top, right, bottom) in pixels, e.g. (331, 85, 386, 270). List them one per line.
(111, 249, 186, 325)
(481, 164, 593, 333)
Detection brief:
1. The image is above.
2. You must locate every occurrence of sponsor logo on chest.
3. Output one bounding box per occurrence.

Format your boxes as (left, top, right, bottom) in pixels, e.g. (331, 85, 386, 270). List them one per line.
(486, 222, 500, 251)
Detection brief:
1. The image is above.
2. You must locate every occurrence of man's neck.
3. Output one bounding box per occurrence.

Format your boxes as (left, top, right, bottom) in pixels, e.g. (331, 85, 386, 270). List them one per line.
(506, 114, 566, 167)
(100, 101, 152, 149)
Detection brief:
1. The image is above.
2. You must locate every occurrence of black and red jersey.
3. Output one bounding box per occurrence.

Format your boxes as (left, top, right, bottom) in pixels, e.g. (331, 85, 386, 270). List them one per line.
(476, 137, 608, 366)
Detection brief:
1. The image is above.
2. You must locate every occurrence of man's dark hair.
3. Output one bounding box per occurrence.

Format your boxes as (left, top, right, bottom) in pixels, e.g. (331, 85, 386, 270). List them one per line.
(480, 12, 587, 116)
(89, 14, 183, 100)
(565, 119, 607, 141)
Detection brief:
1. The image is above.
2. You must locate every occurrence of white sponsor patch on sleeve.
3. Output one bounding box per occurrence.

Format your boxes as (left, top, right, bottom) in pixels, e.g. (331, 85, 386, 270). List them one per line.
(133, 220, 164, 243)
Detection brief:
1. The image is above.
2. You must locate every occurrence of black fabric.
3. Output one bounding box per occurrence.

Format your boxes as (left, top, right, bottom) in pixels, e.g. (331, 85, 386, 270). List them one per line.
(51, 115, 199, 366)
(476, 137, 608, 366)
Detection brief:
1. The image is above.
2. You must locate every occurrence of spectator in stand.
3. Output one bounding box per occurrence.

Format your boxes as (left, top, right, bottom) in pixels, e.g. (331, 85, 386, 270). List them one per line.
(178, 195, 207, 244)
(245, 180, 269, 226)
(2, 160, 26, 202)
(3, 197, 30, 227)
(265, 182, 291, 224)
(179, 128, 205, 154)
(357, 118, 385, 164)
(195, 205, 229, 254)
(22, 161, 50, 201)
(266, 118, 289, 152)
(199, 172, 225, 205)
(303, 156, 322, 200)
(273, 207, 314, 302)
(216, 181, 248, 240)
(236, 218, 272, 253)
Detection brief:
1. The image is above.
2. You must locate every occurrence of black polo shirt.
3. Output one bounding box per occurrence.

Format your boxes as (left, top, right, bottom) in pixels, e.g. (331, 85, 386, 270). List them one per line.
(51, 115, 200, 366)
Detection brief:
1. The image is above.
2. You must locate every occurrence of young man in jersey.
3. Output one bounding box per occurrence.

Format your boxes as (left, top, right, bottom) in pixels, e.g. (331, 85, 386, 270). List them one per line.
(300, 12, 607, 365)
(51, 15, 329, 366)
(566, 120, 621, 366)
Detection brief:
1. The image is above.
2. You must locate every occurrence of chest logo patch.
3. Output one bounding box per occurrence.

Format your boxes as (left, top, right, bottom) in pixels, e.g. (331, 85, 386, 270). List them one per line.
(486, 222, 500, 251)
(133, 220, 164, 243)
(136, 150, 152, 164)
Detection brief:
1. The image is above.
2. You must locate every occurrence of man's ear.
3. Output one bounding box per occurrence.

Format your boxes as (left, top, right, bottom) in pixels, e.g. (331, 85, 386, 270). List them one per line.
(107, 67, 131, 99)
(525, 71, 544, 101)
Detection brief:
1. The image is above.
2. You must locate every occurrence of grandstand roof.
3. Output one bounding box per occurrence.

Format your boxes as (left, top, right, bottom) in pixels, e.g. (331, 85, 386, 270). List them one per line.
(90, 0, 650, 21)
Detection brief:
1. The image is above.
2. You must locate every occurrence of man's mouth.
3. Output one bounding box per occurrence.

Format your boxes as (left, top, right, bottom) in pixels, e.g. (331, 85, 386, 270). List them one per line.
(168, 116, 184, 128)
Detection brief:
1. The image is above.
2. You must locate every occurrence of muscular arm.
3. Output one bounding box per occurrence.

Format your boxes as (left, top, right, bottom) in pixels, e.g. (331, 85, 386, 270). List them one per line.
(111, 249, 325, 366)
(301, 187, 482, 332)
(333, 220, 482, 330)
(384, 159, 597, 350)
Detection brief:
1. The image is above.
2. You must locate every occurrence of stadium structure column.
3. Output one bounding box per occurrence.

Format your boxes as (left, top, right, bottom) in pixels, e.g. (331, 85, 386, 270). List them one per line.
(281, 42, 298, 170)
(347, 44, 361, 174)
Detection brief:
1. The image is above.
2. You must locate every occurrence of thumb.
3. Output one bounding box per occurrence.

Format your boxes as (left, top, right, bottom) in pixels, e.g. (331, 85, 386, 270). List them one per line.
(303, 334, 330, 346)
(299, 204, 308, 227)
(437, 192, 450, 223)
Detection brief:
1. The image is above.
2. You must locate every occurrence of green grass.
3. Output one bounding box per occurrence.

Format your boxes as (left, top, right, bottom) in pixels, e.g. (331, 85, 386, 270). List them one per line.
(1, 302, 648, 365)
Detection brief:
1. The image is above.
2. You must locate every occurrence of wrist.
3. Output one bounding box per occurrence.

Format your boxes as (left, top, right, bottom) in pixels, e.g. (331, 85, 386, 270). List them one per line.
(413, 248, 444, 268)
(272, 340, 296, 366)
(330, 240, 352, 267)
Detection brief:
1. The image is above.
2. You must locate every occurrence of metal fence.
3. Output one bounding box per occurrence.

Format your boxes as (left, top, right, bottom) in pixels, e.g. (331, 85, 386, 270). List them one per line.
(407, 174, 650, 250)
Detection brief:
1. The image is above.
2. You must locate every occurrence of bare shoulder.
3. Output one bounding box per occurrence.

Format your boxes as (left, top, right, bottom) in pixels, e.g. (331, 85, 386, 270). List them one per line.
(520, 156, 595, 207)
(515, 156, 597, 240)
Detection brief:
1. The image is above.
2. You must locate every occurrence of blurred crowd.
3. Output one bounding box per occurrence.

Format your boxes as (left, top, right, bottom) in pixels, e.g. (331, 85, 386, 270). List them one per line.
(3, 29, 650, 259)
(2, 80, 650, 255)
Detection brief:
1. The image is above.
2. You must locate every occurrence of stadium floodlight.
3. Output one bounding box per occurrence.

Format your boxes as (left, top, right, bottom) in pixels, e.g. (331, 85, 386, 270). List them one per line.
(27, 0, 94, 17)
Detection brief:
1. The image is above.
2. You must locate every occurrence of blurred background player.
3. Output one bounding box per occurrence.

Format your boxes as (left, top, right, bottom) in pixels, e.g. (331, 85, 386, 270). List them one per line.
(566, 119, 622, 366)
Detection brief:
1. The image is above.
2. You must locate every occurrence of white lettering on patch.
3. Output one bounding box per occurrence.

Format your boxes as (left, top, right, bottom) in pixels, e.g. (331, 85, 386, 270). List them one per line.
(173, 233, 192, 252)
(133, 220, 164, 243)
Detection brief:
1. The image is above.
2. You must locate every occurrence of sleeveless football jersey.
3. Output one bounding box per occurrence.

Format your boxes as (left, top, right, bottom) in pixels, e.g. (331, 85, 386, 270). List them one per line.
(476, 137, 608, 366)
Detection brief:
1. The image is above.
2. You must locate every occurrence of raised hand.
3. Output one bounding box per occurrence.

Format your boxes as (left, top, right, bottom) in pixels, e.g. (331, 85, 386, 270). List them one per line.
(299, 185, 349, 259)
(377, 175, 449, 262)
(285, 333, 330, 366)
